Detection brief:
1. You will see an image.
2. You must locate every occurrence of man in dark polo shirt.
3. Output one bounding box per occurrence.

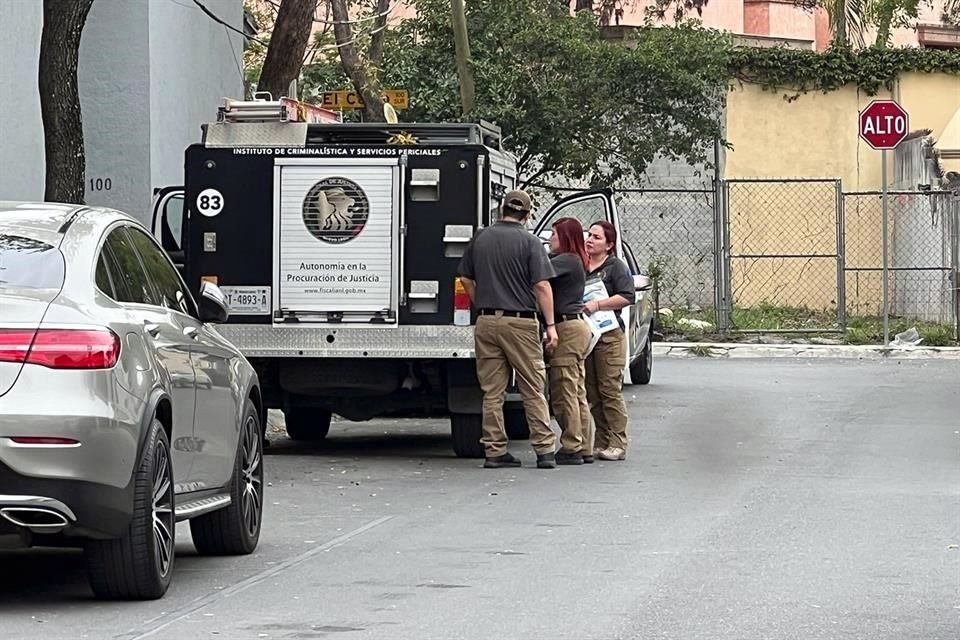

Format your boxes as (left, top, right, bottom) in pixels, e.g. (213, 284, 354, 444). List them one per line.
(457, 190, 559, 469)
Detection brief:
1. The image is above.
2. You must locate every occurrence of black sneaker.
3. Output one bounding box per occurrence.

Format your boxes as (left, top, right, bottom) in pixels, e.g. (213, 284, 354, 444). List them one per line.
(555, 451, 584, 466)
(582, 455, 595, 464)
(484, 453, 522, 468)
(536, 453, 557, 469)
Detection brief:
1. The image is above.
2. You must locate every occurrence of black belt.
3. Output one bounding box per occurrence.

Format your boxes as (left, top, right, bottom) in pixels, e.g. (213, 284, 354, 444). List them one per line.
(555, 313, 583, 324)
(478, 309, 537, 319)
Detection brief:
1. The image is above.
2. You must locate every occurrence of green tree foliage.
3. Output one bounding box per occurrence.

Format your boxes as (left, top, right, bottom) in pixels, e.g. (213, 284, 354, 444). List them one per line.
(947, 0, 960, 25)
(302, 0, 731, 187)
(792, 0, 940, 49)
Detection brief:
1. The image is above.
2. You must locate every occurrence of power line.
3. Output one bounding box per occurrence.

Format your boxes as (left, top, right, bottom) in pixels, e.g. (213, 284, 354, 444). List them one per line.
(190, 0, 268, 45)
(190, 0, 393, 51)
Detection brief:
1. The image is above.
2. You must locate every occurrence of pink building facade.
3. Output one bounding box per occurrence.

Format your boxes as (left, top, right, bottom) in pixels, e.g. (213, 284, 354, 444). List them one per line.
(610, 0, 957, 50)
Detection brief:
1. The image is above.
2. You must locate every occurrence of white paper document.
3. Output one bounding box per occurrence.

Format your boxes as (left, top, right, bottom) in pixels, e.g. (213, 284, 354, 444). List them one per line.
(582, 277, 618, 354)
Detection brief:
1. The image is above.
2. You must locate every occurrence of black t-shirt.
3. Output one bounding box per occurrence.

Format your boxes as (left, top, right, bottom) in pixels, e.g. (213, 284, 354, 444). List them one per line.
(588, 255, 635, 329)
(549, 253, 586, 316)
(457, 222, 556, 312)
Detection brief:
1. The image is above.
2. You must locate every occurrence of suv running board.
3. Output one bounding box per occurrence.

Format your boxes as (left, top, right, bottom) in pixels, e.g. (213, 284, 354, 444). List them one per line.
(175, 494, 232, 521)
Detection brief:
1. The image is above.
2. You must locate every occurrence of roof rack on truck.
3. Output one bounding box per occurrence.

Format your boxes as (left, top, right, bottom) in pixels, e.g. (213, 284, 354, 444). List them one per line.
(205, 94, 503, 150)
(217, 92, 341, 124)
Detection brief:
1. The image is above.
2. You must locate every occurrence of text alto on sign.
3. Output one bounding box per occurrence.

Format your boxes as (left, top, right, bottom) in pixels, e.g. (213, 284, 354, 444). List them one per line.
(858, 100, 909, 150)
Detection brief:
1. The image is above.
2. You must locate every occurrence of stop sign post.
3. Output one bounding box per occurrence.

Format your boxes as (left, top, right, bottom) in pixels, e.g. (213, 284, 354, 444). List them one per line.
(859, 99, 909, 346)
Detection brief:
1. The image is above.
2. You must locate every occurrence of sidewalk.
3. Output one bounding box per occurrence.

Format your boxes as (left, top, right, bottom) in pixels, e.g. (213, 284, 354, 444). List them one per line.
(654, 342, 960, 360)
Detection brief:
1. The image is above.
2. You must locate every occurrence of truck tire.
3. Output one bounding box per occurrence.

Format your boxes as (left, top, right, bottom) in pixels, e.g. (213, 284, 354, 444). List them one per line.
(284, 406, 332, 442)
(191, 399, 264, 556)
(629, 338, 653, 385)
(85, 417, 174, 600)
(450, 413, 484, 458)
(504, 407, 530, 440)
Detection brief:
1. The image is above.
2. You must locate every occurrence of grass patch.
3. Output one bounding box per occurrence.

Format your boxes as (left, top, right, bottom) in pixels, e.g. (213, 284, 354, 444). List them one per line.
(845, 316, 957, 347)
(731, 303, 837, 332)
(656, 302, 958, 346)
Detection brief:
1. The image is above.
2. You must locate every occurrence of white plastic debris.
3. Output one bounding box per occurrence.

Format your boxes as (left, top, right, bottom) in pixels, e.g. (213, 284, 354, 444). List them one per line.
(677, 318, 713, 331)
(889, 327, 922, 348)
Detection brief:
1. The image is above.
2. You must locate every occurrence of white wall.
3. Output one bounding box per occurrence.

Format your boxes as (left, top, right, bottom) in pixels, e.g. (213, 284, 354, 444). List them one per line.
(79, 0, 152, 219)
(0, 0, 244, 225)
(148, 0, 245, 193)
(0, 1, 44, 201)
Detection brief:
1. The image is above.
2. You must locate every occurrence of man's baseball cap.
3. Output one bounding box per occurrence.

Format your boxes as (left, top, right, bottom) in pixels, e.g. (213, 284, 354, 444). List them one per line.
(502, 189, 532, 214)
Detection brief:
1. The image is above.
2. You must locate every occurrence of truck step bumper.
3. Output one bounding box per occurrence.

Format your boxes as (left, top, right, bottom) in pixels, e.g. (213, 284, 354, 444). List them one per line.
(216, 324, 476, 359)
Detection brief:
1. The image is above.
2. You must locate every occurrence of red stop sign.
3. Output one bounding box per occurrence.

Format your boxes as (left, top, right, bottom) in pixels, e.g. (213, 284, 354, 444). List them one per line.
(859, 100, 909, 150)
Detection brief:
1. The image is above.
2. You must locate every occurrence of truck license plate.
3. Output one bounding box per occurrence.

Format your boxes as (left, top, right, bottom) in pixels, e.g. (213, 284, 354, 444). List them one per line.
(220, 286, 270, 314)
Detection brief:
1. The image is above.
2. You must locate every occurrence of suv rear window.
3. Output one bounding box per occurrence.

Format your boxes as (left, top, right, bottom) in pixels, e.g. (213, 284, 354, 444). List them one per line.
(0, 233, 66, 290)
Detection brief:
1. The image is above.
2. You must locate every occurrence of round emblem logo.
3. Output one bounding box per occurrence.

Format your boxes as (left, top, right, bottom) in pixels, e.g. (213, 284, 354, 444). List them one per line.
(301, 177, 369, 244)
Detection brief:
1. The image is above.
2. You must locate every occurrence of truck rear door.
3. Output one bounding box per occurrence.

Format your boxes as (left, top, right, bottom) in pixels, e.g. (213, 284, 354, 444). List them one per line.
(532, 188, 644, 379)
(273, 158, 403, 324)
(398, 148, 485, 326)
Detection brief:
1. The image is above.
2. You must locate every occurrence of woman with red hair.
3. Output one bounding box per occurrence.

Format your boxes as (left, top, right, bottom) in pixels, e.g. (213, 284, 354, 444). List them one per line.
(583, 220, 635, 461)
(545, 217, 594, 465)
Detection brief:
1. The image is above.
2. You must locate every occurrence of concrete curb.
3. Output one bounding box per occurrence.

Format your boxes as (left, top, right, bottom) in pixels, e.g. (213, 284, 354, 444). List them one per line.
(654, 342, 960, 360)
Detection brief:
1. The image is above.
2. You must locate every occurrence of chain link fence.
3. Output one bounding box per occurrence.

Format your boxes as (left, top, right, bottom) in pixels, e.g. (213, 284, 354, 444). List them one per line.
(535, 179, 959, 344)
(723, 179, 844, 333)
(843, 190, 959, 343)
(530, 184, 721, 332)
(615, 188, 717, 314)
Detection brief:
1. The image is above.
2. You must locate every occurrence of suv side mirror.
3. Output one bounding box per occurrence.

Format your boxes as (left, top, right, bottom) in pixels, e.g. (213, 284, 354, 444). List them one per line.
(198, 281, 230, 324)
(633, 274, 653, 292)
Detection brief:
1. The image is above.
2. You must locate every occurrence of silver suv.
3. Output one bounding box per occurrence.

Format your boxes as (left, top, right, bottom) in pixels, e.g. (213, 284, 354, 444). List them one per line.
(0, 202, 265, 600)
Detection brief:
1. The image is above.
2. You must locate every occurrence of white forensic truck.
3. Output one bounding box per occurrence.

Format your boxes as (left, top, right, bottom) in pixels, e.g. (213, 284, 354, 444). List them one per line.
(151, 96, 655, 458)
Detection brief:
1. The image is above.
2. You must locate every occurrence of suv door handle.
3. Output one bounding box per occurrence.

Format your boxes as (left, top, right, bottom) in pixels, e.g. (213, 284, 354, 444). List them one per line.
(183, 326, 199, 340)
(143, 322, 161, 337)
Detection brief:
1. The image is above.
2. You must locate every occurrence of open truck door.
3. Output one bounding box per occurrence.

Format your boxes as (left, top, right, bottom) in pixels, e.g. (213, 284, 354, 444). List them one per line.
(151, 186, 186, 274)
(533, 188, 654, 385)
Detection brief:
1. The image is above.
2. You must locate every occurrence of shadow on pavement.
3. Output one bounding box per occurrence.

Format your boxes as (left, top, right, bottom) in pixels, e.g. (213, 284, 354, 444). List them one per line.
(264, 418, 480, 461)
(265, 431, 461, 460)
(0, 543, 214, 606)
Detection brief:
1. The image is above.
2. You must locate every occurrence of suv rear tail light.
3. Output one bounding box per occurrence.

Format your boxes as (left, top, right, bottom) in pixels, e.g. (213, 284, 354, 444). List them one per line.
(453, 277, 471, 326)
(0, 328, 120, 369)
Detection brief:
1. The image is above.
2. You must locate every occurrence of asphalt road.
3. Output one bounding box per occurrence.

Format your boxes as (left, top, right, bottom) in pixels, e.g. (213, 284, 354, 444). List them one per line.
(1, 358, 958, 640)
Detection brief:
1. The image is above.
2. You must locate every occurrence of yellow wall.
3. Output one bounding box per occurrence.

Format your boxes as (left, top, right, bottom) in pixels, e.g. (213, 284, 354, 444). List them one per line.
(896, 72, 960, 142)
(723, 73, 960, 315)
(726, 73, 960, 186)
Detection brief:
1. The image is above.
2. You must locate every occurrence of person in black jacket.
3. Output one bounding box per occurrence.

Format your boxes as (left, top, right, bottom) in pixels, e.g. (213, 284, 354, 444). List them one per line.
(583, 221, 635, 461)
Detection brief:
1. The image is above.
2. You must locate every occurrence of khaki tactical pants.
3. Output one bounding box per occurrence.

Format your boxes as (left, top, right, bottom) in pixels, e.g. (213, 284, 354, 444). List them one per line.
(548, 318, 593, 454)
(585, 327, 629, 451)
(475, 313, 555, 457)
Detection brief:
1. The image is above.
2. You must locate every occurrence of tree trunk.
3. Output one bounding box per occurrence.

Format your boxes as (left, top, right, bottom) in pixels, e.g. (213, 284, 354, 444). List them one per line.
(330, 0, 387, 122)
(450, 0, 475, 117)
(257, 0, 317, 100)
(39, 0, 95, 204)
(574, 0, 594, 11)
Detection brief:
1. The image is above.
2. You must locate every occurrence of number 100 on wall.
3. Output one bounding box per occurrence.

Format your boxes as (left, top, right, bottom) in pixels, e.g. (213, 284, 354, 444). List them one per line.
(89, 177, 112, 192)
